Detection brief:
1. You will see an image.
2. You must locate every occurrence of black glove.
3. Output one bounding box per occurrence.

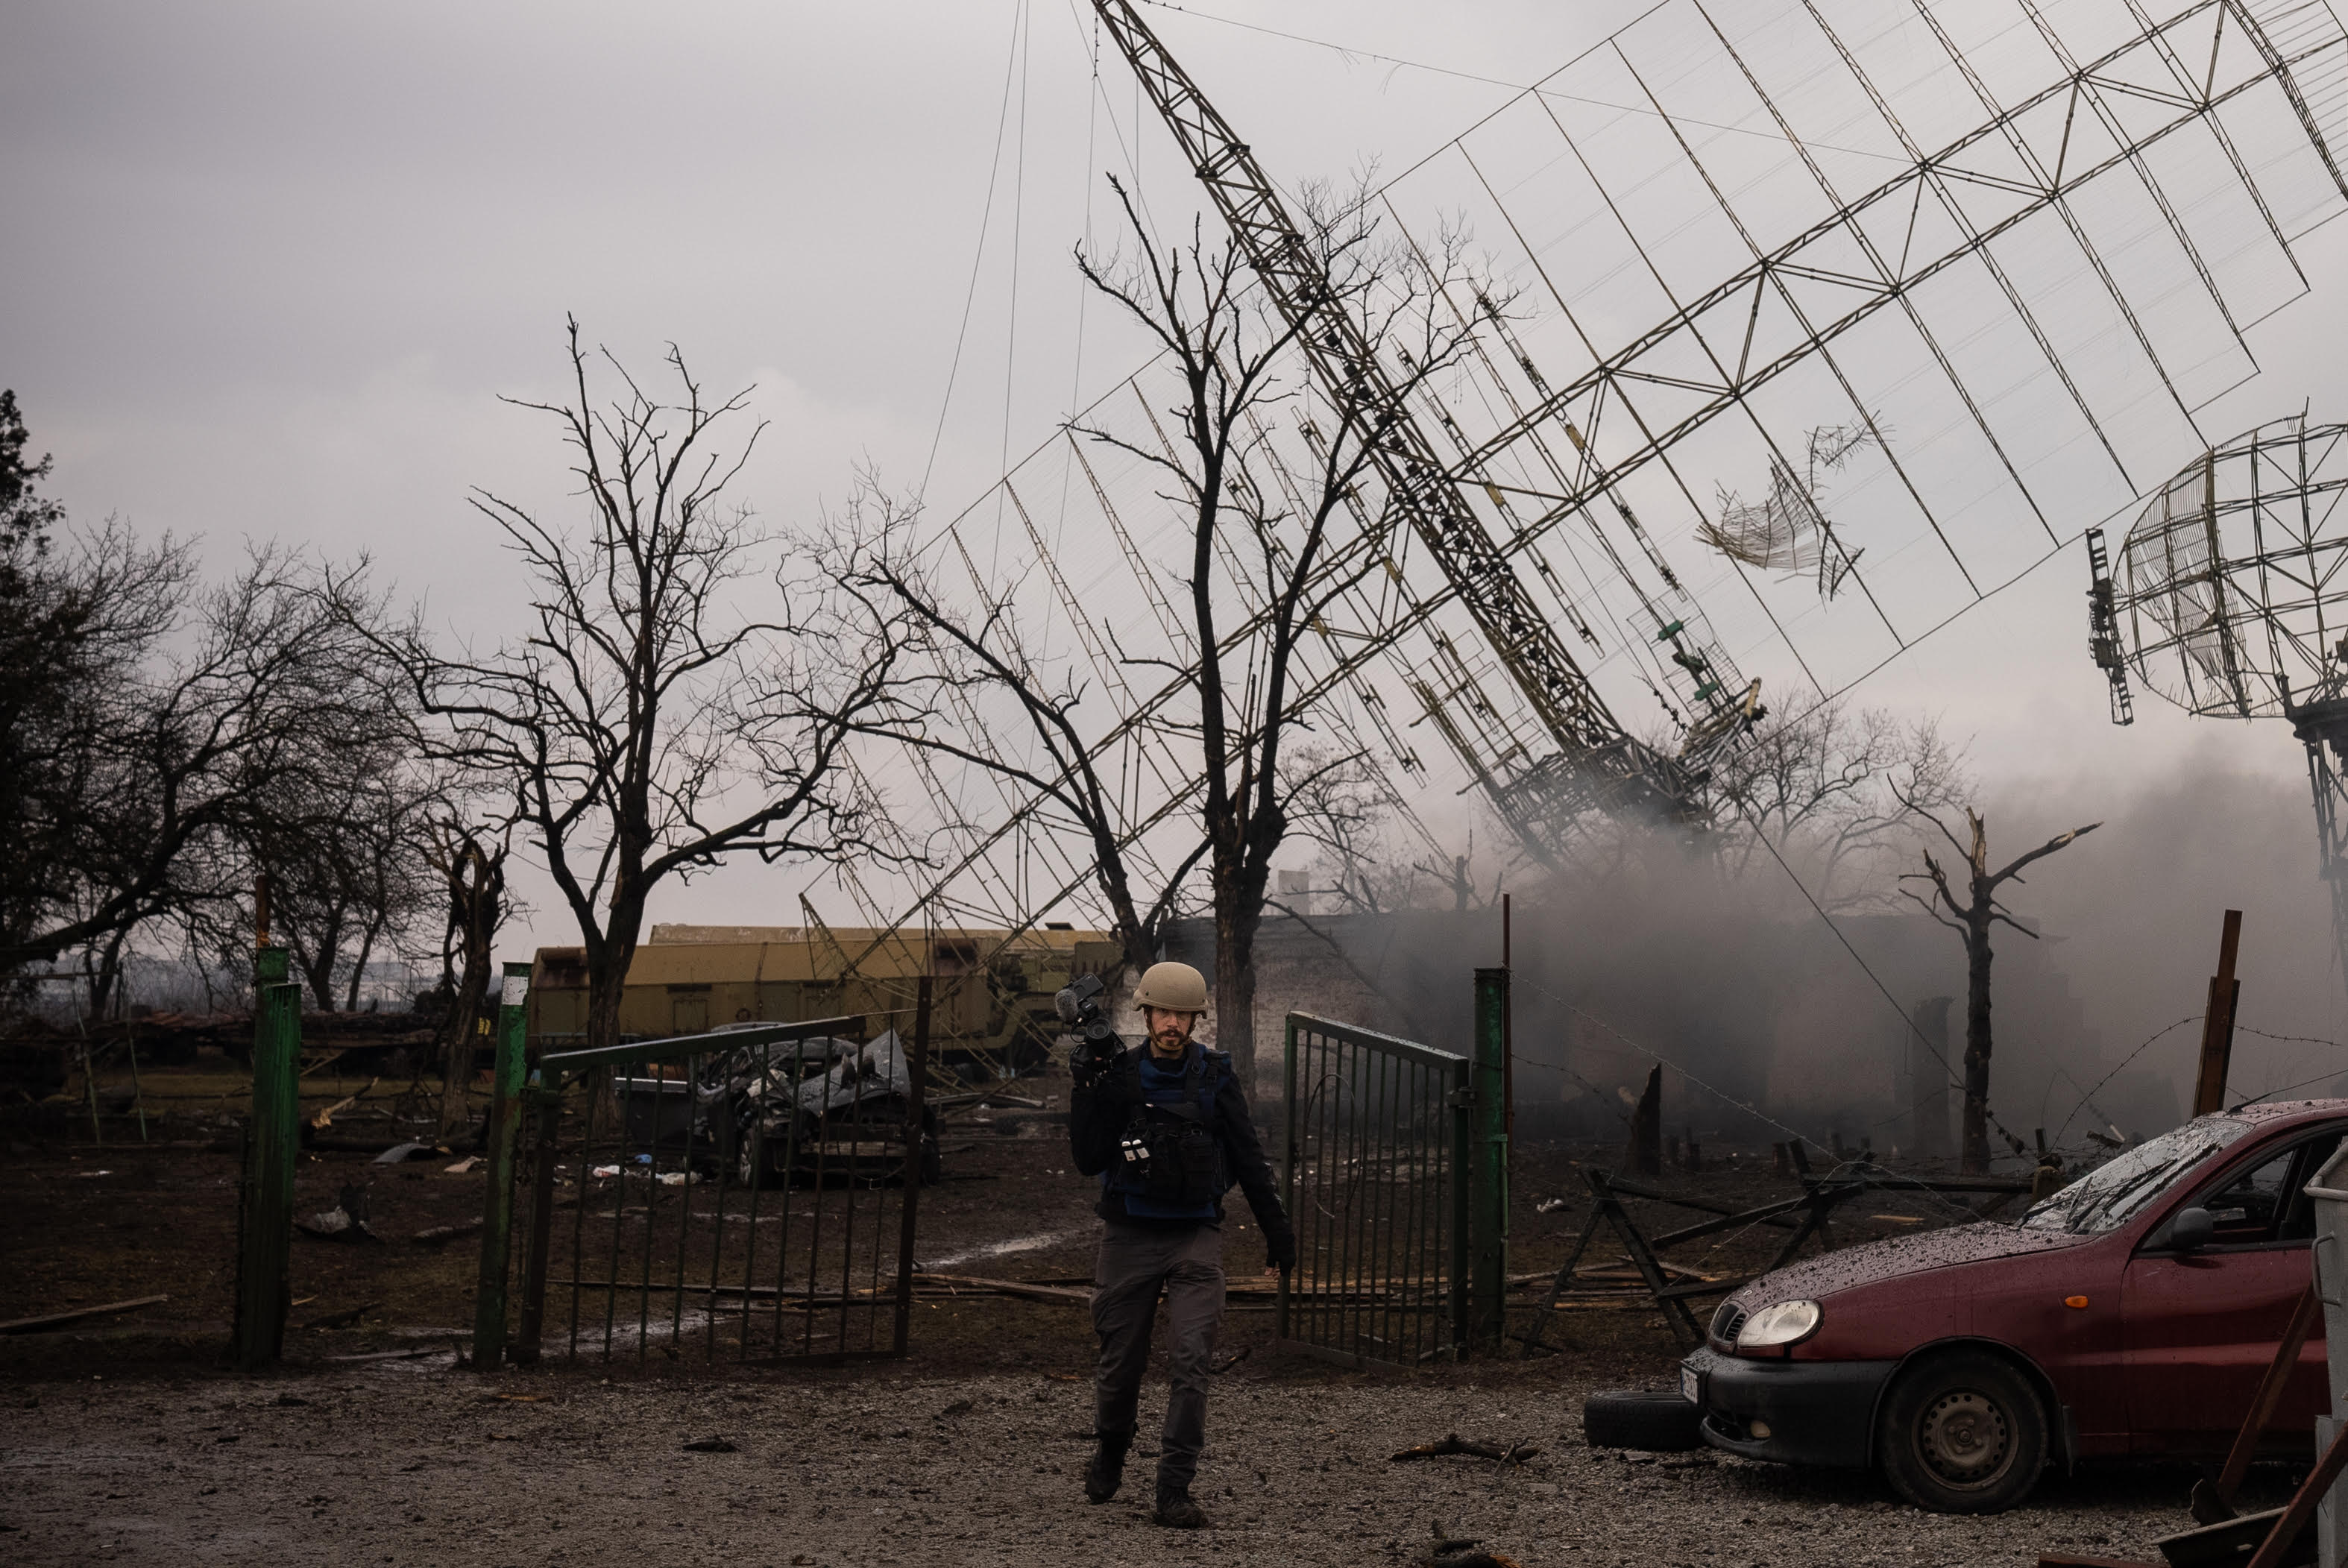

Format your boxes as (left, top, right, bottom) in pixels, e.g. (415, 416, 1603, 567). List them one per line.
(1069, 1037, 1127, 1093)
(1265, 1227, 1297, 1273)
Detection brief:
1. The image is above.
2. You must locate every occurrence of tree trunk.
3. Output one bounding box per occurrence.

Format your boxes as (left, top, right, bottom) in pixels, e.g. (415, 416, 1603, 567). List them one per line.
(87, 928, 130, 1021)
(298, 945, 339, 1014)
(344, 918, 383, 1013)
(1960, 915, 1995, 1174)
(585, 960, 629, 1059)
(436, 846, 503, 1137)
(1215, 902, 1261, 1098)
(439, 965, 488, 1136)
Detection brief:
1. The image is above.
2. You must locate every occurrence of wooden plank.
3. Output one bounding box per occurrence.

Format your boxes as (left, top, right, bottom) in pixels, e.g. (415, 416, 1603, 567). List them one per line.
(2244, 1421, 2348, 1568)
(1586, 1168, 1703, 1347)
(0, 1294, 171, 1334)
(2216, 1285, 2321, 1507)
(1519, 1201, 1609, 1356)
(2193, 910, 2245, 1117)
(913, 1271, 1092, 1306)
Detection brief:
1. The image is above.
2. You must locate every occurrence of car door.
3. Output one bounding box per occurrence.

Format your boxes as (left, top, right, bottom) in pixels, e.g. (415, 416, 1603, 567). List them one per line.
(2121, 1126, 2344, 1453)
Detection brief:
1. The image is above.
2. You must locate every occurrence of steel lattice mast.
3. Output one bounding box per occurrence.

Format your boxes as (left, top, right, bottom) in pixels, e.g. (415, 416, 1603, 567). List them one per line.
(1090, 0, 1756, 845)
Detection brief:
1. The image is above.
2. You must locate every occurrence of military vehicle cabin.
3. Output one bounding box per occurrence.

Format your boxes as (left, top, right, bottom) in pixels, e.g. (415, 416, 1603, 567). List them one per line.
(526, 923, 1119, 1083)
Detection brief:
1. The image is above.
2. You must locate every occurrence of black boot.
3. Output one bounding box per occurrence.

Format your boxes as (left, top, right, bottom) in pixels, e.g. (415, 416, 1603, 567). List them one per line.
(1151, 1479, 1208, 1529)
(1083, 1430, 1132, 1504)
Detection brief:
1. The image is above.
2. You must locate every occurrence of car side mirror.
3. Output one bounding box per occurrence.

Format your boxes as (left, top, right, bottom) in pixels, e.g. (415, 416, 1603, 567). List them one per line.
(2170, 1206, 2216, 1252)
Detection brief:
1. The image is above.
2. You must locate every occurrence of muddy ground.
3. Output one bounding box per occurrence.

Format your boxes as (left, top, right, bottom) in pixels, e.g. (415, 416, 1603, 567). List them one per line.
(0, 1361, 2264, 1567)
(0, 1051, 2279, 1564)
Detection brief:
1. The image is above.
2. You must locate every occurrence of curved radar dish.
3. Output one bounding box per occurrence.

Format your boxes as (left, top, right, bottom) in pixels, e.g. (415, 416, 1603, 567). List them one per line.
(2106, 417, 2348, 721)
(2088, 416, 2348, 995)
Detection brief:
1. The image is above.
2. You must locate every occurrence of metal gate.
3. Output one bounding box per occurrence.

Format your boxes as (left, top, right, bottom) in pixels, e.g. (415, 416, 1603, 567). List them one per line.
(506, 993, 931, 1368)
(1276, 1013, 1470, 1369)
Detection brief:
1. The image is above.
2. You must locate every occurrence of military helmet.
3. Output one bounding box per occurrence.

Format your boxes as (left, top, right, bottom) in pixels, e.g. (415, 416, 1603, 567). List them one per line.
(1133, 960, 1209, 1014)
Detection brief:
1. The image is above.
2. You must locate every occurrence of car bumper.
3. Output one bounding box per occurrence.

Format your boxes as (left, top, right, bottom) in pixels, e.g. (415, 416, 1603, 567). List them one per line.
(1680, 1345, 1896, 1469)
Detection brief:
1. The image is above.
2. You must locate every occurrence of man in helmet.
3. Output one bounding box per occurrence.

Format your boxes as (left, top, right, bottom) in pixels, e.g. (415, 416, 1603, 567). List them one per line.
(1066, 959, 1295, 1529)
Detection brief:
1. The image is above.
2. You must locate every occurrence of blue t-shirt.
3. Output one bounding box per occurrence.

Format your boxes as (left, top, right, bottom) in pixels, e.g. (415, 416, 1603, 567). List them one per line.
(1102, 1044, 1221, 1220)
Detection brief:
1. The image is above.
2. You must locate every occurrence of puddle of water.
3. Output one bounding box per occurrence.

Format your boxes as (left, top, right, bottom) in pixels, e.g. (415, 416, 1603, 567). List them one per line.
(920, 1226, 1088, 1271)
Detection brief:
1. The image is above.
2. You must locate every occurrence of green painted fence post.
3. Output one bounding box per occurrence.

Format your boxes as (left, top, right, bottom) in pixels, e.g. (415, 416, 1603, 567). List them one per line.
(510, 1083, 561, 1367)
(1448, 1052, 1472, 1358)
(1467, 967, 1511, 1355)
(470, 960, 531, 1370)
(232, 946, 301, 1371)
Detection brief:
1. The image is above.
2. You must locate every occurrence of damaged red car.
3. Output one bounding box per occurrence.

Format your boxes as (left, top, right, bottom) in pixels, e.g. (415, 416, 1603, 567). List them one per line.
(1678, 1101, 2347, 1513)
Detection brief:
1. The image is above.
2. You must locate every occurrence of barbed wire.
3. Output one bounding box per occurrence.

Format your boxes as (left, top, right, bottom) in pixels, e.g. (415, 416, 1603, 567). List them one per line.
(2048, 1014, 2202, 1145)
(2226, 1024, 2348, 1109)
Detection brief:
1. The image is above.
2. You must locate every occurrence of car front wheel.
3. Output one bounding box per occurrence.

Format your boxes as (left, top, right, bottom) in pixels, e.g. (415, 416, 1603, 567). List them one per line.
(1876, 1350, 2047, 1514)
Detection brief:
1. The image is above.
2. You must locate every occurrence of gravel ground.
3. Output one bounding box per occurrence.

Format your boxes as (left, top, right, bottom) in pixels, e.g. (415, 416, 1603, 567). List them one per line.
(0, 1358, 2255, 1567)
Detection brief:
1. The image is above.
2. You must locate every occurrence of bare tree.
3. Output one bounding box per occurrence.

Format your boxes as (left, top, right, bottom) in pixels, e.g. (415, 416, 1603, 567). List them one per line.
(1899, 802, 2100, 1172)
(9, 537, 397, 1015)
(249, 720, 445, 1013)
(1279, 748, 1449, 916)
(1069, 177, 1496, 1091)
(370, 321, 916, 1059)
(831, 485, 1197, 969)
(424, 821, 507, 1135)
(1708, 699, 1968, 910)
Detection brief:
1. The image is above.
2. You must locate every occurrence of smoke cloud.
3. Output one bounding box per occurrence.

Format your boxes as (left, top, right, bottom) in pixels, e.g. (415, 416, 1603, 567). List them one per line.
(1263, 743, 2342, 1162)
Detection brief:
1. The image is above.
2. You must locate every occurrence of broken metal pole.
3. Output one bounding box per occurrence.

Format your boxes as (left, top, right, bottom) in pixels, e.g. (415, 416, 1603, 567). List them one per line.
(2192, 910, 2244, 1117)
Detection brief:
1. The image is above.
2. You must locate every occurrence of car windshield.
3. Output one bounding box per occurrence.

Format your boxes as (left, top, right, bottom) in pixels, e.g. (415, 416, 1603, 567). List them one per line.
(2020, 1118, 2253, 1234)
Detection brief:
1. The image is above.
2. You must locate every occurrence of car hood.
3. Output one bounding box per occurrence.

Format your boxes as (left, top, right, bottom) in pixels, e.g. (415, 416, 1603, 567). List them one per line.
(1728, 1219, 2094, 1307)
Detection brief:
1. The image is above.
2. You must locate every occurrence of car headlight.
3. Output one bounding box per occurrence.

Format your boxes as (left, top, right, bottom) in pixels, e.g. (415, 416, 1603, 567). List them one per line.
(1735, 1299, 1822, 1349)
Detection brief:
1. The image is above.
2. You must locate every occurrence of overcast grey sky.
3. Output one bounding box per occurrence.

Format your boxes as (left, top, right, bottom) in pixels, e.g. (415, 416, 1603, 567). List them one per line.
(7, 1, 2348, 1059)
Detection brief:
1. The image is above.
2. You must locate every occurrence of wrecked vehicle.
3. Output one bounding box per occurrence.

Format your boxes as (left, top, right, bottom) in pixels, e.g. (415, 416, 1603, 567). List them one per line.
(1678, 1101, 2347, 1514)
(711, 1028, 941, 1187)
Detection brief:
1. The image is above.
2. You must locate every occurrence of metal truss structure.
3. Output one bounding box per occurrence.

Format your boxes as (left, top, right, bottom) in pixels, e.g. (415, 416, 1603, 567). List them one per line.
(814, 0, 2348, 970)
(2090, 416, 2348, 977)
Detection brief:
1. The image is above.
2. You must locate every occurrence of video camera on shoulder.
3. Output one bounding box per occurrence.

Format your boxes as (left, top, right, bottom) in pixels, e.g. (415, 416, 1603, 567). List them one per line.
(1054, 972, 1120, 1077)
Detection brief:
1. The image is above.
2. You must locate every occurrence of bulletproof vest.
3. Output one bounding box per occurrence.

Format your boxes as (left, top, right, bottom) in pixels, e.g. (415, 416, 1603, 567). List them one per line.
(1111, 1048, 1227, 1209)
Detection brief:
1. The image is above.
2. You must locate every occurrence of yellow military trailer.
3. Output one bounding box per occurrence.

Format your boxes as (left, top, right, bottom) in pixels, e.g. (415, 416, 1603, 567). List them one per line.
(525, 922, 1119, 1085)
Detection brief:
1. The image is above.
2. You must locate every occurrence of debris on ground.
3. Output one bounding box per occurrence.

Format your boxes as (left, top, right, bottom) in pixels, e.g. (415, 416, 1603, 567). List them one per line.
(306, 1080, 379, 1132)
(1389, 1434, 1540, 1466)
(0, 1294, 169, 1335)
(409, 1217, 485, 1246)
(295, 1300, 380, 1332)
(295, 1183, 380, 1242)
(1414, 1525, 1524, 1568)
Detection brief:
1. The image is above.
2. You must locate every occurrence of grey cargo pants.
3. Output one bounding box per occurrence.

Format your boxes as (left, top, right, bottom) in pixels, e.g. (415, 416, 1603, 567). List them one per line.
(1092, 1219, 1224, 1492)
